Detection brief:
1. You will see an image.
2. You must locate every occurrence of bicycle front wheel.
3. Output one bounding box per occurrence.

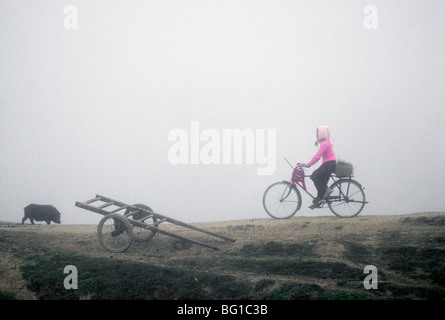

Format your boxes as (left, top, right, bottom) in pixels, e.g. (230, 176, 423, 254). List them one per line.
(327, 179, 366, 218)
(263, 181, 301, 219)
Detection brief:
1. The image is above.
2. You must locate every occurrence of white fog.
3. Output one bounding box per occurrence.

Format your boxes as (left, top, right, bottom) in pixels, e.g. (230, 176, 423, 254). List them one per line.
(1, 0, 444, 225)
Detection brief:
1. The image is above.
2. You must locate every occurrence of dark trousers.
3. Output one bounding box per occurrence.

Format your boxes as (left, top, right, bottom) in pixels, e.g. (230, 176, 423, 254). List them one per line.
(310, 160, 336, 202)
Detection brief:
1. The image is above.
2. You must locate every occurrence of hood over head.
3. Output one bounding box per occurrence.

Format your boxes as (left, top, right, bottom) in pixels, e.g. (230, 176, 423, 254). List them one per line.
(316, 126, 334, 145)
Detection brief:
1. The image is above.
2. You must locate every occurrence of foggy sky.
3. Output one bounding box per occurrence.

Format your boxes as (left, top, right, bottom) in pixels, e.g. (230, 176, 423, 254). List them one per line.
(1, 0, 444, 225)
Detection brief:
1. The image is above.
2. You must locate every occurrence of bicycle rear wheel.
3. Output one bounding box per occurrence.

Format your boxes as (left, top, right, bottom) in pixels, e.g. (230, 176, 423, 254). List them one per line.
(327, 179, 366, 218)
(263, 181, 301, 219)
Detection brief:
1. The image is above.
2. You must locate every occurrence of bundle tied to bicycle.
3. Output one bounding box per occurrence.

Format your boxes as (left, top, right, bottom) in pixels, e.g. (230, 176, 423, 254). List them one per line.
(292, 163, 307, 190)
(334, 160, 354, 177)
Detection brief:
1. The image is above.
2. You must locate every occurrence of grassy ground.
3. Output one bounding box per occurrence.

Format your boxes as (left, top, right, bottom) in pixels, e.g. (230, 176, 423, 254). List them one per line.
(0, 212, 444, 300)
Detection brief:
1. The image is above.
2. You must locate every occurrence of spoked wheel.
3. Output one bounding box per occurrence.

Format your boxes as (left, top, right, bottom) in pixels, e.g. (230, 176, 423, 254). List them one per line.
(97, 213, 133, 253)
(128, 204, 157, 242)
(263, 181, 302, 219)
(327, 179, 366, 218)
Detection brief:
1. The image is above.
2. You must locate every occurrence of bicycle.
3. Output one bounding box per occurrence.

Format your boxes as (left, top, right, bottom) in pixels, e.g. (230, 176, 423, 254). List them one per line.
(263, 158, 368, 219)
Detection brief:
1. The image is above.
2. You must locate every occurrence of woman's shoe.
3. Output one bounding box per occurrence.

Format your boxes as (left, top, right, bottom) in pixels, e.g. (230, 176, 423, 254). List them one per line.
(309, 199, 321, 209)
(323, 187, 333, 199)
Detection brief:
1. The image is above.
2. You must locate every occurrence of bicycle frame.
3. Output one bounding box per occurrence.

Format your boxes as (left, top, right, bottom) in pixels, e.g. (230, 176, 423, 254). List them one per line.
(286, 175, 366, 205)
(289, 179, 315, 200)
(285, 175, 334, 200)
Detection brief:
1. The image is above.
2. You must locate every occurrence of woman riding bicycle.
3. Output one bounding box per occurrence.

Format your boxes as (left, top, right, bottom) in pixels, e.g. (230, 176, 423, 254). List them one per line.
(301, 126, 337, 209)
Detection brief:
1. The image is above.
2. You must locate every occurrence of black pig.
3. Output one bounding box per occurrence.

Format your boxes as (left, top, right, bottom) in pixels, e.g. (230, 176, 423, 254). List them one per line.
(22, 204, 61, 225)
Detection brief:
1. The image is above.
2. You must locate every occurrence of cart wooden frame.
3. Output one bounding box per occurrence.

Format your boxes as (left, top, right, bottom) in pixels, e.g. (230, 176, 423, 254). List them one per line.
(75, 195, 235, 253)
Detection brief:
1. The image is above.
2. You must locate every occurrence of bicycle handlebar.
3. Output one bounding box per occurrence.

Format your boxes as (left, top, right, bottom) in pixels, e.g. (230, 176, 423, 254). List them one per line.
(283, 157, 305, 171)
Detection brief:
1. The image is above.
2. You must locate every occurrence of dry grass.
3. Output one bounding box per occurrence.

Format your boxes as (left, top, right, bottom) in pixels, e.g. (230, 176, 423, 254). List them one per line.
(1, 212, 444, 299)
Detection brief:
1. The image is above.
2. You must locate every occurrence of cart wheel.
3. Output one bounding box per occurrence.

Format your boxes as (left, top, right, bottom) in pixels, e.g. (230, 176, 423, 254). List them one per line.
(129, 204, 157, 242)
(97, 213, 133, 253)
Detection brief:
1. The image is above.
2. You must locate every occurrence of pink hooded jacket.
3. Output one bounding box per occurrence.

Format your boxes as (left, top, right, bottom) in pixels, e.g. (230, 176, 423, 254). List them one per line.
(308, 126, 337, 166)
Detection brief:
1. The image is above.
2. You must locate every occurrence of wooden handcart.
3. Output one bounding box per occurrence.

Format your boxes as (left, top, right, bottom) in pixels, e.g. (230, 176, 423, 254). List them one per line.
(75, 194, 235, 253)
